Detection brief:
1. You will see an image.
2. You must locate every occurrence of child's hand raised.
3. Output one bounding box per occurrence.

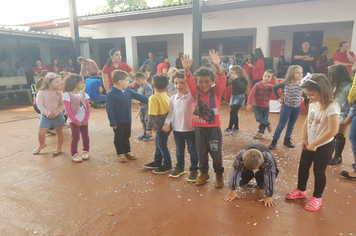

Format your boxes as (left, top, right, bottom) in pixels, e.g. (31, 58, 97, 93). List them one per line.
(182, 54, 193, 77)
(223, 190, 241, 202)
(209, 50, 220, 66)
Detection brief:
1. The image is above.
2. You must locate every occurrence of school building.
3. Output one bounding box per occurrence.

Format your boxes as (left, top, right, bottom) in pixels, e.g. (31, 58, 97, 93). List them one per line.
(3, 0, 356, 72)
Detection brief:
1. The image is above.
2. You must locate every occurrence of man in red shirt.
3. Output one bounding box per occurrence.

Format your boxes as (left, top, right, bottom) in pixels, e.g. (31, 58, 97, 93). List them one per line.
(333, 41, 355, 74)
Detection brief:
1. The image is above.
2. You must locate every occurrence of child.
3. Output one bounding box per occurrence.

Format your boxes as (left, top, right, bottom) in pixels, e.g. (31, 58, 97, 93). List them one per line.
(162, 69, 199, 181)
(224, 65, 250, 133)
(33, 72, 65, 155)
(285, 73, 339, 211)
(166, 67, 178, 96)
(143, 75, 173, 174)
(106, 70, 148, 163)
(268, 65, 304, 149)
(135, 72, 153, 141)
(59, 71, 67, 80)
(85, 71, 107, 108)
(223, 144, 279, 207)
(62, 74, 91, 162)
(327, 64, 354, 165)
(182, 50, 226, 188)
(141, 64, 152, 84)
(246, 69, 278, 139)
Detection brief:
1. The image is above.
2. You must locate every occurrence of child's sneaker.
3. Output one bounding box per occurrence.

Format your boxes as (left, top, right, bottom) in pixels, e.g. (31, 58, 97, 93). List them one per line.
(169, 168, 186, 178)
(98, 102, 106, 108)
(232, 128, 239, 132)
(253, 132, 263, 139)
(143, 135, 152, 141)
(224, 128, 233, 133)
(137, 134, 146, 140)
(82, 151, 90, 160)
(143, 161, 161, 169)
(124, 152, 137, 160)
(187, 170, 199, 182)
(153, 165, 173, 174)
(118, 154, 127, 163)
(72, 153, 83, 162)
(267, 125, 273, 133)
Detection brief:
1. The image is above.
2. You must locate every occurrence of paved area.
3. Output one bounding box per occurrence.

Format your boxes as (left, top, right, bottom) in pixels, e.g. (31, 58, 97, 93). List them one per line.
(0, 103, 355, 236)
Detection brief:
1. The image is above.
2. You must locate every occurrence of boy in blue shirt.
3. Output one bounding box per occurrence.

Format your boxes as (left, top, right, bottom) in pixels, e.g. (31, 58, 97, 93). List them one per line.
(106, 70, 148, 163)
(85, 72, 106, 108)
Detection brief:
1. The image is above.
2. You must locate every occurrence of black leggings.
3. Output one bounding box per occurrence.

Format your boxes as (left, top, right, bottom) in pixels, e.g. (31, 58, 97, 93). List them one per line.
(297, 140, 335, 198)
(228, 105, 242, 129)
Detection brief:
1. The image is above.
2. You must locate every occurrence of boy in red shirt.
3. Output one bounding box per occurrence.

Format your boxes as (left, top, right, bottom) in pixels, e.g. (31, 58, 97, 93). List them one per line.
(182, 50, 226, 188)
(247, 69, 278, 139)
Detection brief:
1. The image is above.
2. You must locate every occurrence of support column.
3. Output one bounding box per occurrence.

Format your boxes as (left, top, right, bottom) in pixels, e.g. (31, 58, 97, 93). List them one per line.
(192, 0, 202, 72)
(184, 31, 193, 57)
(39, 42, 51, 65)
(351, 21, 356, 54)
(68, 0, 80, 59)
(255, 26, 270, 57)
(125, 36, 138, 73)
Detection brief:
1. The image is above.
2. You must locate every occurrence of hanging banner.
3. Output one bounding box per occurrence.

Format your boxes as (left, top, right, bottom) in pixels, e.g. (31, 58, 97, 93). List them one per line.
(270, 39, 286, 57)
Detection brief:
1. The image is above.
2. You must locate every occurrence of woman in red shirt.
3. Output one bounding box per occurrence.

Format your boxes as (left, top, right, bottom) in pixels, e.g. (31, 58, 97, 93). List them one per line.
(157, 55, 169, 76)
(252, 48, 265, 86)
(315, 47, 332, 75)
(32, 60, 48, 76)
(47, 59, 64, 73)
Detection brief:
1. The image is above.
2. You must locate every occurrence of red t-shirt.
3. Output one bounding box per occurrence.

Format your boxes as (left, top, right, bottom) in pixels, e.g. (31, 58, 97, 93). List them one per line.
(247, 82, 273, 107)
(32, 66, 48, 75)
(102, 62, 133, 88)
(315, 55, 327, 73)
(333, 51, 355, 74)
(243, 63, 253, 79)
(157, 62, 168, 75)
(252, 58, 265, 81)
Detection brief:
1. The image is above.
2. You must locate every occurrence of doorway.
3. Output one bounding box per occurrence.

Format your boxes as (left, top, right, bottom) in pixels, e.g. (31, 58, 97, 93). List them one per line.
(292, 31, 324, 59)
(99, 43, 115, 68)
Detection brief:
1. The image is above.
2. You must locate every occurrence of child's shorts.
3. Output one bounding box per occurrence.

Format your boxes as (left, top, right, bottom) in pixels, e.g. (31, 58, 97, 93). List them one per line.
(339, 111, 349, 124)
(39, 113, 65, 128)
(229, 94, 245, 106)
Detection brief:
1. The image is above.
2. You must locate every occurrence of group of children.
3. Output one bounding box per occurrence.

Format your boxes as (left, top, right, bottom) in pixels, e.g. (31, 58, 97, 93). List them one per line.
(32, 49, 356, 212)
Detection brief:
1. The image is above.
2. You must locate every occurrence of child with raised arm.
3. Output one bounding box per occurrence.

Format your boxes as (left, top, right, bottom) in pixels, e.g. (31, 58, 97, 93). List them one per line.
(285, 73, 339, 211)
(162, 69, 199, 181)
(62, 74, 91, 162)
(268, 65, 304, 149)
(135, 72, 153, 141)
(182, 50, 226, 188)
(223, 144, 279, 207)
(246, 69, 278, 139)
(106, 70, 148, 163)
(143, 75, 173, 174)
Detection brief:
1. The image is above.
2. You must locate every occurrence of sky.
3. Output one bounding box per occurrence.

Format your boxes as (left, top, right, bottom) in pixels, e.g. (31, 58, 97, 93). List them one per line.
(0, 0, 162, 25)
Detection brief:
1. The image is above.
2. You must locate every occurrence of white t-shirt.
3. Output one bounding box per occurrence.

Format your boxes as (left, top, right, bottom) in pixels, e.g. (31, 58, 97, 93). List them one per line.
(308, 101, 340, 147)
(63, 92, 90, 123)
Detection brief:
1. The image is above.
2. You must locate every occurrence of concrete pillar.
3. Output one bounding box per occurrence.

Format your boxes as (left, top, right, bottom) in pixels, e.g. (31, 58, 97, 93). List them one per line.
(183, 31, 193, 57)
(125, 36, 138, 72)
(90, 41, 100, 68)
(39, 42, 51, 65)
(255, 26, 270, 57)
(351, 21, 356, 54)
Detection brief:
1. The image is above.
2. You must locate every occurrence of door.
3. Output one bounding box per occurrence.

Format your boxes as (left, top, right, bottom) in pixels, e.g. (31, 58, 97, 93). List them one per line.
(99, 43, 115, 69)
(292, 31, 324, 59)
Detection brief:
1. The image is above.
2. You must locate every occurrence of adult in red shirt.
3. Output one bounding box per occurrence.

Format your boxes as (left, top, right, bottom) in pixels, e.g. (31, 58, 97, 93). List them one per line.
(252, 48, 265, 86)
(315, 47, 332, 74)
(333, 41, 356, 74)
(47, 59, 64, 73)
(157, 55, 169, 76)
(102, 48, 135, 92)
(32, 60, 48, 76)
(242, 53, 254, 80)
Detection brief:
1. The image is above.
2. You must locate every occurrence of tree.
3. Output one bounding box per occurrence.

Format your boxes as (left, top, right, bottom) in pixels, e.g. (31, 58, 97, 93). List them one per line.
(96, 0, 148, 13)
(161, 0, 192, 5)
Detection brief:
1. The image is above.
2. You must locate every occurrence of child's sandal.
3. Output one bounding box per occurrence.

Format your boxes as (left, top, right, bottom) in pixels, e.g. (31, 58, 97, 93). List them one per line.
(33, 144, 47, 155)
(305, 197, 322, 211)
(285, 188, 307, 200)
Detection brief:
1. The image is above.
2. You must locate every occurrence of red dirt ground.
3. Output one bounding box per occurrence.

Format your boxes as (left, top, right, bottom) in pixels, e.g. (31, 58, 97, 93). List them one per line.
(0, 102, 355, 236)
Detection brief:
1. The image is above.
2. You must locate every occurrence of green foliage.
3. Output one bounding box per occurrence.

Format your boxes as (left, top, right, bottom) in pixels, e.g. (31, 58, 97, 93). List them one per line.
(96, 0, 148, 13)
(161, 0, 192, 5)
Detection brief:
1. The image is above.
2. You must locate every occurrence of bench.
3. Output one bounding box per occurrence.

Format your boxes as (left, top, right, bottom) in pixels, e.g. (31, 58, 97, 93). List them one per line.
(0, 76, 33, 104)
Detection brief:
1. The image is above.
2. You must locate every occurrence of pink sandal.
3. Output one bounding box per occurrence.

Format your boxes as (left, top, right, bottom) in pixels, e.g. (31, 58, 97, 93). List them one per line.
(305, 197, 322, 211)
(285, 188, 307, 200)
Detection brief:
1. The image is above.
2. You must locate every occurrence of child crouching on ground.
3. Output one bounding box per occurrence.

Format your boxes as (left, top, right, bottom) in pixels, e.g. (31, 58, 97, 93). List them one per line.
(182, 50, 226, 188)
(135, 72, 153, 141)
(246, 69, 278, 139)
(162, 69, 199, 181)
(143, 75, 173, 174)
(106, 70, 148, 163)
(223, 144, 279, 207)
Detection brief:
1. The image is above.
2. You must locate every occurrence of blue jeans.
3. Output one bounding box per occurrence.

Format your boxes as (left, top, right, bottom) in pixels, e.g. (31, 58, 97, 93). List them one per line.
(253, 106, 270, 134)
(229, 94, 245, 106)
(91, 94, 106, 104)
(273, 104, 301, 140)
(173, 131, 199, 171)
(154, 131, 172, 167)
(349, 117, 356, 172)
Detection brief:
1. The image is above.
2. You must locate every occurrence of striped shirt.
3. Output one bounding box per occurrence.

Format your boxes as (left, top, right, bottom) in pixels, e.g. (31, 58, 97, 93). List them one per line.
(272, 82, 303, 108)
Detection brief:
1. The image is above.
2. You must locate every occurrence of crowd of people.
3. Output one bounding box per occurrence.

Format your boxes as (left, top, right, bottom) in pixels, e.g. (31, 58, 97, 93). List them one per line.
(12, 39, 356, 212)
